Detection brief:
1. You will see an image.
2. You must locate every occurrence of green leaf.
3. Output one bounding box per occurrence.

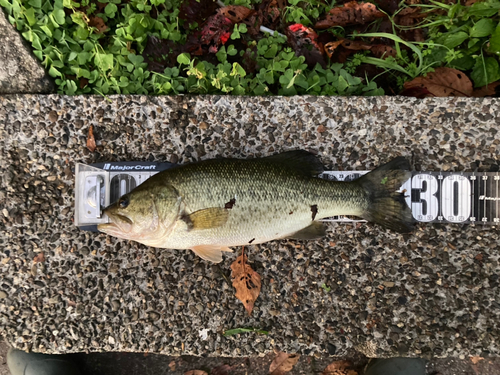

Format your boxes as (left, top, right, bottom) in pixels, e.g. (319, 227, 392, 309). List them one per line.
(449, 55, 475, 70)
(94, 53, 114, 71)
(231, 24, 240, 39)
(68, 51, 78, 61)
(471, 57, 500, 87)
(231, 62, 246, 77)
(227, 45, 237, 56)
(216, 46, 227, 63)
(49, 66, 62, 77)
(441, 31, 468, 48)
(40, 24, 53, 37)
(77, 51, 91, 64)
(489, 23, 500, 55)
(264, 44, 278, 58)
(24, 7, 37, 26)
(74, 26, 89, 40)
(52, 8, 66, 25)
(223, 328, 269, 337)
(321, 283, 331, 292)
(128, 53, 144, 66)
(470, 19, 495, 38)
(28, 0, 42, 8)
(105, 3, 117, 17)
(177, 53, 190, 65)
(467, 2, 500, 17)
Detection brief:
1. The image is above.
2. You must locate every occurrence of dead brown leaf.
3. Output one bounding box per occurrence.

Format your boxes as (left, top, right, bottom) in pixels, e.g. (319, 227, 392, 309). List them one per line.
(184, 371, 208, 375)
(370, 44, 397, 58)
(231, 249, 261, 315)
(269, 352, 300, 375)
(219, 5, 256, 23)
(87, 125, 96, 152)
(472, 81, 500, 97)
(325, 39, 396, 61)
(324, 40, 343, 58)
(403, 67, 473, 97)
(210, 364, 233, 375)
(395, 7, 426, 41)
(315, 1, 385, 29)
(470, 356, 484, 365)
(322, 360, 358, 375)
(168, 361, 176, 371)
(88, 16, 108, 34)
(33, 252, 45, 263)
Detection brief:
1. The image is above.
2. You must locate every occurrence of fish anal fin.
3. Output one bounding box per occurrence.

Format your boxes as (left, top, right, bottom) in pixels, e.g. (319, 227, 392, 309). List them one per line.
(188, 207, 229, 230)
(264, 150, 324, 176)
(287, 221, 326, 240)
(191, 245, 232, 263)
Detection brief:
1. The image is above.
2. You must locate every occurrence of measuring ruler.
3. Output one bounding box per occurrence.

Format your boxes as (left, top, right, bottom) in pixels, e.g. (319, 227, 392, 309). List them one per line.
(75, 162, 500, 230)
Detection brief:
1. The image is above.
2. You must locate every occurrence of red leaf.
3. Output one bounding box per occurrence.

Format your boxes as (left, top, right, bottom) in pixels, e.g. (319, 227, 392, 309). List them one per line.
(285, 24, 326, 68)
(199, 12, 235, 52)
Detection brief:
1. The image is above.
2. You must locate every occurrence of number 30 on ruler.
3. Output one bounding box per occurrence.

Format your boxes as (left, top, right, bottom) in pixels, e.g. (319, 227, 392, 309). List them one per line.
(404, 174, 472, 223)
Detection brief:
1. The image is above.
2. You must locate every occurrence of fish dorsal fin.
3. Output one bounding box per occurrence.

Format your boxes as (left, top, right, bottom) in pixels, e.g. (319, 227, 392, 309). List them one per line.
(187, 207, 229, 230)
(287, 221, 326, 240)
(263, 150, 324, 176)
(191, 245, 233, 263)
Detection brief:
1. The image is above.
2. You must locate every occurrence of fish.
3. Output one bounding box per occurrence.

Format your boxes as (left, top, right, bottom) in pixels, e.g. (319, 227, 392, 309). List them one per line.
(98, 150, 414, 263)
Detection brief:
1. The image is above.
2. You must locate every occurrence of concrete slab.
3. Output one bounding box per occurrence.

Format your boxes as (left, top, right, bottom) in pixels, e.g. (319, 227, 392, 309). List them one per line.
(0, 10, 54, 94)
(0, 94, 499, 359)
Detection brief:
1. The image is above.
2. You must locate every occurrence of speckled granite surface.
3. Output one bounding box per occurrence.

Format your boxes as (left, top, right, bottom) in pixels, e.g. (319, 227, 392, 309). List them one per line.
(0, 95, 499, 358)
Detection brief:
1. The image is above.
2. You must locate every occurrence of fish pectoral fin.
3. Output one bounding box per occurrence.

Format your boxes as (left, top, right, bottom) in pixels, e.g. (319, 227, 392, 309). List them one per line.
(287, 221, 326, 240)
(188, 207, 229, 230)
(191, 245, 232, 263)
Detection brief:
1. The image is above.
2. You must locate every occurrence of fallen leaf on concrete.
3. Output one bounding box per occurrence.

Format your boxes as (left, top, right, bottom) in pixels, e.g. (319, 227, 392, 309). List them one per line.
(184, 371, 208, 375)
(322, 360, 358, 375)
(472, 81, 500, 97)
(470, 356, 484, 365)
(169, 360, 176, 371)
(269, 352, 300, 375)
(231, 249, 261, 315)
(210, 364, 233, 375)
(87, 125, 96, 152)
(33, 252, 45, 263)
(402, 67, 473, 97)
(315, 1, 385, 29)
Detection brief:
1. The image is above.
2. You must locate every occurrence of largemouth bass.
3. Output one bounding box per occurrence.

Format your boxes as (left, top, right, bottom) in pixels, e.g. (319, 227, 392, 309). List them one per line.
(98, 151, 413, 263)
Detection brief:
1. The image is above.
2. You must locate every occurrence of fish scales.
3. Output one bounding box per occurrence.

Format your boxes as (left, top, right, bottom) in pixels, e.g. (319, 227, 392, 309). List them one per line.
(160, 158, 368, 248)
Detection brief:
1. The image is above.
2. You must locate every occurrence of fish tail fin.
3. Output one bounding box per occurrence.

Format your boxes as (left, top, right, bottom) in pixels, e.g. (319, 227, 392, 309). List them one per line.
(356, 157, 414, 233)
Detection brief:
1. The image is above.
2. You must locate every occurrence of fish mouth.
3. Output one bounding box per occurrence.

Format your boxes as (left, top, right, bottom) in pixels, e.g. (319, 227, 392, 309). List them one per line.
(98, 213, 133, 236)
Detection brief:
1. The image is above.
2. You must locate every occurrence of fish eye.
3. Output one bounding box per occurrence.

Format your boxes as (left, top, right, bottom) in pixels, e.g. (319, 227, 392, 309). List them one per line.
(119, 196, 129, 209)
